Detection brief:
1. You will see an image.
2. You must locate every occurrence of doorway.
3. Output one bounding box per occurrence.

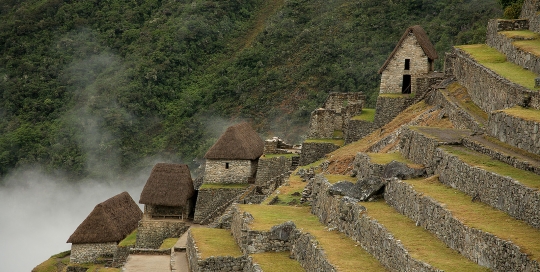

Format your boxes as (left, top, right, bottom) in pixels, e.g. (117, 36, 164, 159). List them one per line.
(402, 75, 411, 94)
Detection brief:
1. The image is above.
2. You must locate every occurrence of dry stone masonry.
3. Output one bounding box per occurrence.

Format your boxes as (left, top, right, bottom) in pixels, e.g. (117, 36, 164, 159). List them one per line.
(488, 110, 540, 156)
(70, 242, 117, 264)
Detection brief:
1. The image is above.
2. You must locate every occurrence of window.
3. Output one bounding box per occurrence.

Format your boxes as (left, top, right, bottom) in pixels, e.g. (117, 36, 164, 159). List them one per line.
(404, 59, 410, 70)
(225, 162, 229, 169)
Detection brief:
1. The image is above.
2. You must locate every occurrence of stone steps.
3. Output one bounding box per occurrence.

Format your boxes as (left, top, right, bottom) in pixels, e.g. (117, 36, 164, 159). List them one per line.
(385, 177, 540, 271)
(309, 175, 486, 271)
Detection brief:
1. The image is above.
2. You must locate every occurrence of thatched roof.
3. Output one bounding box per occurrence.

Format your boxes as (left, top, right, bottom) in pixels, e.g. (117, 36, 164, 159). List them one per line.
(378, 25, 438, 74)
(67, 192, 142, 244)
(204, 122, 264, 160)
(139, 163, 195, 206)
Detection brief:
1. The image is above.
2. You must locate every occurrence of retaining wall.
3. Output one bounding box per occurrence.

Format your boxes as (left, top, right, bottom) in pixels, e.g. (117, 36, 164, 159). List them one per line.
(374, 96, 415, 127)
(135, 220, 188, 249)
(310, 175, 437, 271)
(299, 142, 339, 166)
(488, 110, 540, 156)
(521, 0, 540, 33)
(344, 119, 376, 144)
(255, 156, 291, 187)
(386, 179, 540, 271)
(194, 187, 247, 224)
(186, 231, 250, 272)
(445, 48, 540, 111)
(69, 242, 117, 264)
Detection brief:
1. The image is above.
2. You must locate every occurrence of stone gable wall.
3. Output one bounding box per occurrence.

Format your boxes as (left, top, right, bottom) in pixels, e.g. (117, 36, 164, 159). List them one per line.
(385, 179, 540, 271)
(446, 48, 540, 111)
(487, 19, 540, 75)
(434, 147, 540, 229)
(488, 110, 540, 156)
(193, 188, 247, 224)
(380, 33, 431, 94)
(70, 242, 117, 264)
(135, 220, 188, 249)
(299, 142, 339, 166)
(310, 175, 437, 271)
(204, 159, 256, 184)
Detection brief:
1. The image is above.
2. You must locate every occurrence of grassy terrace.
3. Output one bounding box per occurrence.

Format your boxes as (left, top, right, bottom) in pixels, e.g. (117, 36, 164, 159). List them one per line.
(118, 230, 137, 247)
(262, 153, 298, 159)
(362, 200, 488, 271)
(379, 93, 415, 98)
(190, 228, 243, 259)
(159, 238, 179, 249)
(457, 44, 539, 90)
(239, 205, 386, 272)
(445, 83, 488, 121)
(366, 152, 423, 168)
(404, 176, 540, 261)
(304, 138, 345, 146)
(441, 145, 540, 190)
(199, 183, 251, 189)
(351, 108, 376, 122)
(500, 30, 540, 56)
(501, 106, 540, 122)
(262, 173, 306, 205)
(251, 252, 305, 272)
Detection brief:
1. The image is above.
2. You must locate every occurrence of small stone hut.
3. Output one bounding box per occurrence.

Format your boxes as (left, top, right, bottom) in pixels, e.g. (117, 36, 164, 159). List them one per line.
(203, 122, 264, 184)
(139, 163, 195, 219)
(67, 192, 142, 264)
(378, 25, 438, 94)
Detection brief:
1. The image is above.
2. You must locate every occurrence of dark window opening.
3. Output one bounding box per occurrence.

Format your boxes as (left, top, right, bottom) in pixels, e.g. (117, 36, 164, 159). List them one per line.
(225, 162, 229, 169)
(404, 59, 410, 70)
(402, 75, 411, 94)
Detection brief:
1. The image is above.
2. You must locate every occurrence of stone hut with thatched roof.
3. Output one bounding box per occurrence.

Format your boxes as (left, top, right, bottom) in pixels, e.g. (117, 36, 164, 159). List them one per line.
(203, 122, 264, 184)
(378, 25, 438, 95)
(139, 163, 195, 220)
(67, 191, 142, 264)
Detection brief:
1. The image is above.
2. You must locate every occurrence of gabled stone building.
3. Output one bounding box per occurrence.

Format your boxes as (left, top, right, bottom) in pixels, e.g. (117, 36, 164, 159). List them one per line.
(203, 122, 264, 184)
(378, 25, 438, 95)
(67, 192, 142, 264)
(139, 163, 195, 220)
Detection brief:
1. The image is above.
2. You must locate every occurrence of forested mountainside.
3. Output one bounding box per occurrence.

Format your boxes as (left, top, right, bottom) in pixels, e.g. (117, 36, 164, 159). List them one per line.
(0, 0, 501, 181)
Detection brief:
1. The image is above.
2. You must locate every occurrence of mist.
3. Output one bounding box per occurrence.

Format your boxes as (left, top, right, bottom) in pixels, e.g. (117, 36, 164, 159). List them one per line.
(0, 166, 151, 271)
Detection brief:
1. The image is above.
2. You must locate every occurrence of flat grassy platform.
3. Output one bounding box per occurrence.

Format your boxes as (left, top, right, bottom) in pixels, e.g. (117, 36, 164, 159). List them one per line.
(199, 183, 251, 189)
(262, 153, 298, 159)
(251, 252, 305, 272)
(304, 138, 345, 146)
(366, 152, 423, 169)
(500, 30, 540, 56)
(159, 238, 179, 249)
(239, 205, 386, 272)
(262, 173, 306, 205)
(441, 145, 540, 190)
(409, 126, 471, 143)
(404, 176, 540, 261)
(501, 106, 540, 122)
(190, 228, 243, 259)
(351, 108, 376, 122)
(362, 200, 488, 271)
(324, 174, 356, 184)
(457, 44, 539, 90)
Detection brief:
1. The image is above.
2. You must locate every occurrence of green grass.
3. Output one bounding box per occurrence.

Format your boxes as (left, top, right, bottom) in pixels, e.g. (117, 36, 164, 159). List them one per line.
(366, 152, 422, 168)
(446, 82, 488, 121)
(190, 228, 243, 259)
(441, 145, 540, 189)
(499, 30, 540, 40)
(118, 230, 137, 247)
(199, 183, 251, 189)
(251, 252, 305, 272)
(362, 200, 488, 271)
(263, 174, 307, 206)
(32, 251, 71, 272)
(405, 176, 540, 261)
(304, 138, 345, 146)
(379, 93, 415, 98)
(457, 44, 539, 90)
(262, 153, 298, 159)
(501, 106, 540, 122)
(239, 205, 386, 272)
(333, 130, 344, 138)
(159, 238, 179, 249)
(351, 108, 376, 122)
(323, 174, 357, 184)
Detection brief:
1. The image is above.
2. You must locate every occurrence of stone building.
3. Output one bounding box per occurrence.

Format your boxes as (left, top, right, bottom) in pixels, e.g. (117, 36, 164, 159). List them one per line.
(203, 122, 264, 184)
(139, 163, 195, 220)
(378, 25, 438, 95)
(67, 192, 142, 264)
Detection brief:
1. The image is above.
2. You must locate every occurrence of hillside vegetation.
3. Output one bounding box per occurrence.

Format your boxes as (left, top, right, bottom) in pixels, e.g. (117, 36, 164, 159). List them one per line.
(0, 0, 501, 181)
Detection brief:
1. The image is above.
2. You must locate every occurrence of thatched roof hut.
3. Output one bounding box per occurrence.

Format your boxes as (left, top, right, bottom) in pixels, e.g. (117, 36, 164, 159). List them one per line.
(378, 25, 438, 74)
(67, 192, 142, 244)
(139, 163, 195, 207)
(204, 122, 264, 160)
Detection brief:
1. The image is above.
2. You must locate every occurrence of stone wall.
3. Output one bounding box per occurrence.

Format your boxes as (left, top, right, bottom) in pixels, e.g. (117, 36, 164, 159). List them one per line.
(204, 159, 257, 184)
(111, 246, 132, 267)
(323, 92, 365, 114)
(487, 19, 540, 75)
(135, 219, 188, 249)
(70, 242, 117, 264)
(445, 48, 540, 111)
(306, 109, 342, 139)
(379, 33, 431, 94)
(290, 232, 338, 272)
(193, 187, 247, 224)
(373, 96, 415, 127)
(298, 142, 339, 166)
(344, 119, 376, 144)
(352, 153, 385, 179)
(521, 0, 540, 33)
(434, 147, 540, 229)
(385, 179, 540, 271)
(254, 156, 292, 187)
(488, 110, 540, 155)
(310, 175, 437, 271)
(186, 231, 250, 272)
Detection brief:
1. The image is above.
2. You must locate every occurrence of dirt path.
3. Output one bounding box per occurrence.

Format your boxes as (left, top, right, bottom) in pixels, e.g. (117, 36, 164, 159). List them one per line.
(123, 255, 171, 272)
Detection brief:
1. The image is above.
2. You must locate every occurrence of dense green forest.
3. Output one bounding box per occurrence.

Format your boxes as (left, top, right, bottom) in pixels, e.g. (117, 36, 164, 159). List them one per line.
(0, 0, 502, 182)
